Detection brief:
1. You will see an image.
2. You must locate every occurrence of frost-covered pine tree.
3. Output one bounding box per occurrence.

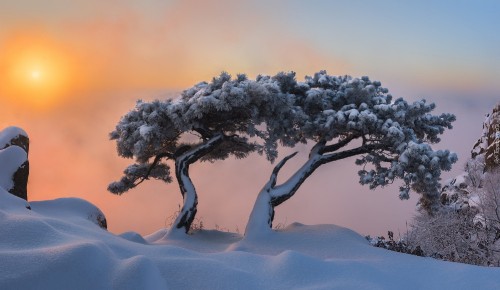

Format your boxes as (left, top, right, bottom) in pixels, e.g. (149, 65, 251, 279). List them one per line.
(245, 71, 457, 236)
(109, 72, 298, 235)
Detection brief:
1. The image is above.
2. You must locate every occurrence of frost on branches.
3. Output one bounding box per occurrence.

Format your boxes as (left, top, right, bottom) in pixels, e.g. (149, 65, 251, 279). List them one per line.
(245, 71, 456, 236)
(109, 72, 298, 234)
(109, 71, 457, 236)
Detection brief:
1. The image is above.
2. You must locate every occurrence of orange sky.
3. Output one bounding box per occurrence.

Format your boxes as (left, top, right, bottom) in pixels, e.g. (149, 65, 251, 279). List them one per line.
(2, 1, 498, 105)
(1, 0, 499, 236)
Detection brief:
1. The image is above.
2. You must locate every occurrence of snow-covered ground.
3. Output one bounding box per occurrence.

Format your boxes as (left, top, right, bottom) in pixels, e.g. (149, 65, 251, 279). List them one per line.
(1, 189, 500, 290)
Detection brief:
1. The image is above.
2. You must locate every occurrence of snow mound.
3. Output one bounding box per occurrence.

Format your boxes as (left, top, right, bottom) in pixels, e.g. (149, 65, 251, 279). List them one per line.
(119, 231, 147, 244)
(0, 187, 30, 211)
(1, 193, 500, 289)
(229, 222, 373, 259)
(30, 197, 107, 229)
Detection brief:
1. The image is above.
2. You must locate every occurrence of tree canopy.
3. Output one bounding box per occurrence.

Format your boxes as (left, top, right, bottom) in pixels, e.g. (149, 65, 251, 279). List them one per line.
(108, 72, 299, 233)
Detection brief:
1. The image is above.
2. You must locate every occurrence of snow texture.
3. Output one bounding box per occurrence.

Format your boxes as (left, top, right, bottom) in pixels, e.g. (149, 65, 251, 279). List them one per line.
(1, 190, 499, 290)
(30, 197, 107, 229)
(0, 126, 27, 150)
(0, 146, 27, 192)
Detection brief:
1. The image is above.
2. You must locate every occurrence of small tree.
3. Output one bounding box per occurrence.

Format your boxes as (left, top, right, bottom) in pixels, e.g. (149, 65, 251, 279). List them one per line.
(407, 208, 487, 264)
(407, 161, 500, 266)
(109, 73, 297, 234)
(245, 71, 457, 236)
(475, 167, 500, 260)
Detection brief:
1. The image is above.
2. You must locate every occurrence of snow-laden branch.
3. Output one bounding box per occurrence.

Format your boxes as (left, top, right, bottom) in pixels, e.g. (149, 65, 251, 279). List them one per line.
(320, 143, 385, 164)
(320, 134, 360, 154)
(268, 151, 298, 189)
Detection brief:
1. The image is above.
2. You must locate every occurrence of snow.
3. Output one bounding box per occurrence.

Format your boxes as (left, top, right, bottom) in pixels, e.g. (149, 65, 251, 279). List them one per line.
(1, 189, 500, 289)
(30, 197, 106, 229)
(0, 126, 27, 149)
(0, 146, 27, 191)
(245, 187, 274, 237)
(0, 187, 30, 210)
(139, 125, 153, 139)
(451, 173, 468, 187)
(398, 152, 409, 164)
(347, 109, 359, 121)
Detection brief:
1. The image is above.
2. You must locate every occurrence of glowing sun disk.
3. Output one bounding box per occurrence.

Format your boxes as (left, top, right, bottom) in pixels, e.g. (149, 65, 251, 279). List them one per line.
(31, 70, 41, 80)
(0, 35, 77, 110)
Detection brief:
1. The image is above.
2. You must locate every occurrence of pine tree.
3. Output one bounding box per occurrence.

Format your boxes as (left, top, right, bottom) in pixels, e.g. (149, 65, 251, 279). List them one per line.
(244, 71, 457, 236)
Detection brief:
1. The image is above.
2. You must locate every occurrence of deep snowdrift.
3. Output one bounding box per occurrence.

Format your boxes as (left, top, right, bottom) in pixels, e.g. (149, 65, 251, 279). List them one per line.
(1, 189, 500, 290)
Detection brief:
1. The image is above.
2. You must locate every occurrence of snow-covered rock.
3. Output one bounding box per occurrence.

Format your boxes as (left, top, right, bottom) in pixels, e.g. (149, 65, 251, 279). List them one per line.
(0, 146, 27, 192)
(472, 103, 500, 170)
(0, 146, 28, 201)
(0, 126, 29, 200)
(0, 126, 29, 152)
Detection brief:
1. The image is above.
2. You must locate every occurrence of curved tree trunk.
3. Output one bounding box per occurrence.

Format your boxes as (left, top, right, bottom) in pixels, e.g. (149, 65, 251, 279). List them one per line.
(244, 186, 275, 237)
(168, 134, 225, 235)
(245, 150, 322, 237)
(244, 136, 377, 237)
(171, 155, 198, 234)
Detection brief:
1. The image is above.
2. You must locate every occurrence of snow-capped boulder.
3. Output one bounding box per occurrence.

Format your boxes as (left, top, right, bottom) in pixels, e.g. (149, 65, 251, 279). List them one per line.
(0, 126, 29, 200)
(0, 145, 29, 201)
(0, 126, 29, 152)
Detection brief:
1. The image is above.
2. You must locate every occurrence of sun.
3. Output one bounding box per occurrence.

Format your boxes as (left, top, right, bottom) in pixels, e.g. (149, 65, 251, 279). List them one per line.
(31, 70, 41, 80)
(0, 34, 77, 110)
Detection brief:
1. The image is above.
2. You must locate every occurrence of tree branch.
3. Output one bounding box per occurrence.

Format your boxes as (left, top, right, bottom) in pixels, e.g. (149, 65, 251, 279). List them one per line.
(320, 143, 386, 164)
(320, 134, 360, 154)
(309, 139, 326, 158)
(268, 151, 298, 188)
(371, 151, 398, 163)
(178, 133, 226, 164)
(193, 127, 213, 140)
(133, 152, 173, 187)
